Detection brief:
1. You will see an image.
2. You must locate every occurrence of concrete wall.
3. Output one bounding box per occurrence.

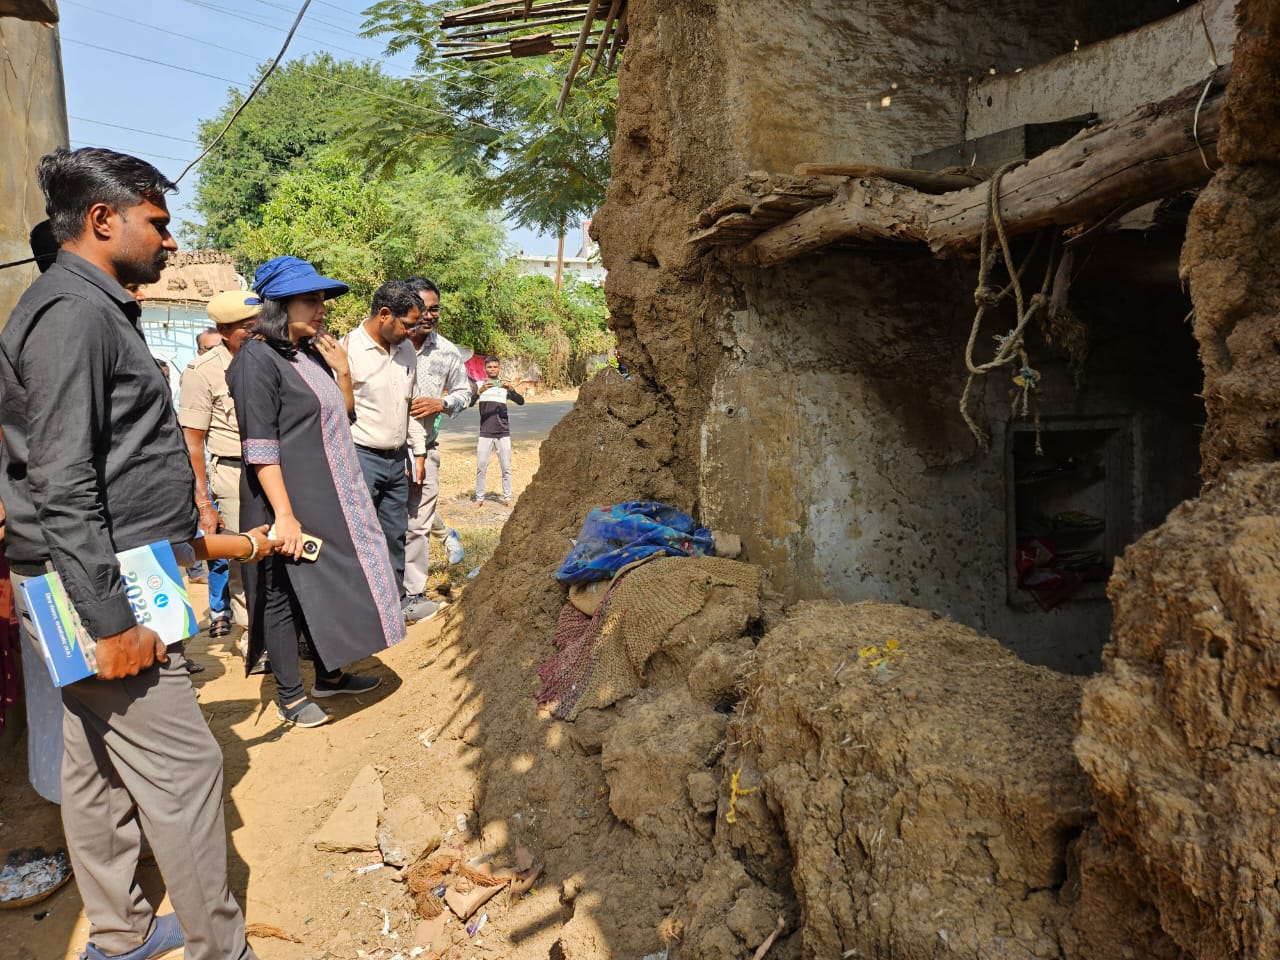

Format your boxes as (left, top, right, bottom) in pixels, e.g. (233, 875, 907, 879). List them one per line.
(0, 14, 68, 327)
(966, 0, 1236, 139)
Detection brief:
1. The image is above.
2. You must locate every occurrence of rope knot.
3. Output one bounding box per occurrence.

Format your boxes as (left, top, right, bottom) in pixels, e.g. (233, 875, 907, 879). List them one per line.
(974, 285, 1001, 308)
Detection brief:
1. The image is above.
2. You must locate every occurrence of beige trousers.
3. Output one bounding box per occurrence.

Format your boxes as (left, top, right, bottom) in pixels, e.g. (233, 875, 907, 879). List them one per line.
(404, 447, 450, 595)
(12, 572, 257, 960)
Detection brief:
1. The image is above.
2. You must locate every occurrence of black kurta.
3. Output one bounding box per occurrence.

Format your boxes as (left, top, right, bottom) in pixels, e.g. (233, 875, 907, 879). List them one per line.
(226, 338, 405, 671)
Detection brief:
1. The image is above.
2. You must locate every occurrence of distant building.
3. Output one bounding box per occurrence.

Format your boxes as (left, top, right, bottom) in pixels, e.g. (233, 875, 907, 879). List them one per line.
(513, 254, 606, 286)
(513, 219, 605, 286)
(135, 251, 243, 397)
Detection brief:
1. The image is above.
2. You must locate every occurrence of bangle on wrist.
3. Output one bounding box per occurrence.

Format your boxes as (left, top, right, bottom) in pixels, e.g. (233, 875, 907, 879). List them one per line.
(236, 532, 259, 563)
(197, 500, 214, 507)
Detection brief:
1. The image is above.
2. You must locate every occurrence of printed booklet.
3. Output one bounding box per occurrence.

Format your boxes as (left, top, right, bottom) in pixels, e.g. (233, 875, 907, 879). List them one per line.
(18, 541, 197, 686)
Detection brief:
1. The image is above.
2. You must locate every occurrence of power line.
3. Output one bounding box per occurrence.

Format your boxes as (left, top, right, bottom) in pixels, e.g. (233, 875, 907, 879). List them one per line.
(69, 116, 202, 144)
(61, 3, 496, 133)
(312, 0, 369, 16)
(175, 0, 313, 184)
(61, 0, 283, 64)
(175, 0, 379, 61)
(70, 140, 192, 164)
(64, 0, 380, 66)
(61, 37, 250, 88)
(253, 0, 360, 32)
(62, 34, 499, 137)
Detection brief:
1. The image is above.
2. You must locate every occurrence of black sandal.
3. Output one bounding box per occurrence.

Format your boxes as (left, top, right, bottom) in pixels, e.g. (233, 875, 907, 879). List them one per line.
(208, 617, 232, 639)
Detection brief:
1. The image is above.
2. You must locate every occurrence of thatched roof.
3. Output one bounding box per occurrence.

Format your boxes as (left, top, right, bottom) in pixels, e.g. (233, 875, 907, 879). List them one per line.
(137, 251, 240, 304)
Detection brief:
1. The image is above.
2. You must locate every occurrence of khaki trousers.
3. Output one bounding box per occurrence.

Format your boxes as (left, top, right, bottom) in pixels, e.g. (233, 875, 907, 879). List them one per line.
(209, 456, 248, 630)
(13, 572, 257, 960)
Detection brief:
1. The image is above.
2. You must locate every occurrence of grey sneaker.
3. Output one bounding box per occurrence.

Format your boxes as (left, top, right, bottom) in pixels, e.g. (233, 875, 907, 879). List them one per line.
(311, 672, 382, 698)
(444, 528, 465, 565)
(81, 912, 183, 960)
(277, 698, 331, 727)
(402, 593, 441, 624)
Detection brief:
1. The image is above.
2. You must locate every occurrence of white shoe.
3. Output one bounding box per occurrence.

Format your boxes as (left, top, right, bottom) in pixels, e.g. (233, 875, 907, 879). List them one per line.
(444, 528, 465, 565)
(402, 594, 442, 624)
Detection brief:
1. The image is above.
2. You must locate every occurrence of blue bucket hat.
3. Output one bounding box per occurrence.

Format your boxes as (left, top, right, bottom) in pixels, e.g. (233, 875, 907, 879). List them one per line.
(253, 256, 349, 301)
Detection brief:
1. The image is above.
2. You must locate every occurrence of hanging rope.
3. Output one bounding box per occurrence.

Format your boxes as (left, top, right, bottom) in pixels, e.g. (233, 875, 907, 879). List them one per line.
(959, 160, 1060, 451)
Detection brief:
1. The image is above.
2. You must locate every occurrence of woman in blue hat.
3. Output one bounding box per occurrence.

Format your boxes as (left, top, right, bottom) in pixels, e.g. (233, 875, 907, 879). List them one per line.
(227, 256, 405, 727)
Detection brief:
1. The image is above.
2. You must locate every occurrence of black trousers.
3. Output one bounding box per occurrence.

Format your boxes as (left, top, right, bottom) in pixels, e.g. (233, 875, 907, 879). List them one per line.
(259, 555, 339, 705)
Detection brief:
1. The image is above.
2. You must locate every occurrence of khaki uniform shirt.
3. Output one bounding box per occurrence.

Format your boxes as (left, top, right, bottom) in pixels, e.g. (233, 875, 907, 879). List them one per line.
(178, 343, 241, 458)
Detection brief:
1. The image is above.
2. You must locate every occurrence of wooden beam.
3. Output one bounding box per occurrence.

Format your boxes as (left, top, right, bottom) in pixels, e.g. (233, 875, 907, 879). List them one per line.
(452, 13, 589, 39)
(736, 179, 926, 265)
(442, 1, 587, 28)
(733, 68, 1227, 267)
(794, 163, 984, 193)
(925, 67, 1225, 257)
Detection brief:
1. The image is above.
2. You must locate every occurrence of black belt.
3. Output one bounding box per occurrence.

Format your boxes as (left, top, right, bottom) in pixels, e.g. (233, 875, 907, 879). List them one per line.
(212, 455, 242, 464)
(356, 443, 407, 458)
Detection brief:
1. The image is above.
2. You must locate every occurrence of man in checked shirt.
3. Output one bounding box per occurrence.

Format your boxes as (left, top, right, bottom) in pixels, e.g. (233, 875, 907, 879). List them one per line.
(401, 277, 470, 622)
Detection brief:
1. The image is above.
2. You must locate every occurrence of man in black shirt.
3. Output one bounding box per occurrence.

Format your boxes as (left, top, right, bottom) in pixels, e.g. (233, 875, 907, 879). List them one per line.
(470, 355, 524, 504)
(1, 148, 258, 960)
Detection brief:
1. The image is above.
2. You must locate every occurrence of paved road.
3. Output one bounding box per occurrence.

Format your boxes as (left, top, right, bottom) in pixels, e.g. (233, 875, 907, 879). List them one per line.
(437, 397, 575, 451)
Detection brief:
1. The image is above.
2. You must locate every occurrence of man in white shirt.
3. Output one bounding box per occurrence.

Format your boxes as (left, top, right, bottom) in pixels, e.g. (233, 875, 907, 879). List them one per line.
(345, 280, 422, 605)
(403, 276, 470, 613)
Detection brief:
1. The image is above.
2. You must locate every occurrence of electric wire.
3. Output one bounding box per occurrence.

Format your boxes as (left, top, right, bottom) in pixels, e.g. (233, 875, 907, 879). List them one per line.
(173, 0, 313, 184)
(69, 116, 202, 144)
(61, 37, 251, 88)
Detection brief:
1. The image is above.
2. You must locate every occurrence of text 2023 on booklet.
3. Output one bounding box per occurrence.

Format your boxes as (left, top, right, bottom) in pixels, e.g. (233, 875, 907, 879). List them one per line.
(18, 541, 198, 687)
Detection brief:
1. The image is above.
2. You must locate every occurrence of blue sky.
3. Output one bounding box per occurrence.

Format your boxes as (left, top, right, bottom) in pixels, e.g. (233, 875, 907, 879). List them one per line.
(58, 0, 557, 256)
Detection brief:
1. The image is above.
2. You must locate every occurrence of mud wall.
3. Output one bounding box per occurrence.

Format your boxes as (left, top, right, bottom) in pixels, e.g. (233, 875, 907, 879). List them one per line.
(1074, 4, 1280, 957)
(596, 0, 1201, 674)
(0, 12, 67, 326)
(1181, 0, 1280, 486)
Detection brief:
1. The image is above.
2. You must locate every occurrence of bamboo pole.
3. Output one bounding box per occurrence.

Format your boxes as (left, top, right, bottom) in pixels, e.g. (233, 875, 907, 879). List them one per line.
(586, 0, 622, 79)
(605, 4, 626, 72)
(555, 0, 601, 113)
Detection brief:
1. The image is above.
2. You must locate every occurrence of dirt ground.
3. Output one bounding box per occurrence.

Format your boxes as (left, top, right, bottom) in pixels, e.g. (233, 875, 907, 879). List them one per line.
(0, 389, 574, 960)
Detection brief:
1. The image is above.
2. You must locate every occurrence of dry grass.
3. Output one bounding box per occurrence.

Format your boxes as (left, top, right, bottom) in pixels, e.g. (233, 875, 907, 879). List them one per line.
(424, 436, 545, 594)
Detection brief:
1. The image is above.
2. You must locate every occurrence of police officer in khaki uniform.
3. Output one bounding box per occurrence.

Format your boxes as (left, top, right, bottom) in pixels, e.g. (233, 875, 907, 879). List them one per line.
(179, 290, 260, 655)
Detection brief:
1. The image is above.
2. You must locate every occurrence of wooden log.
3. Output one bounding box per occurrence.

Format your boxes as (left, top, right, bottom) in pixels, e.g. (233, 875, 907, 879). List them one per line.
(750, 193, 831, 218)
(509, 32, 558, 56)
(734, 67, 1228, 266)
(794, 163, 985, 193)
(925, 68, 1226, 256)
(736, 178, 927, 264)
(689, 214, 772, 247)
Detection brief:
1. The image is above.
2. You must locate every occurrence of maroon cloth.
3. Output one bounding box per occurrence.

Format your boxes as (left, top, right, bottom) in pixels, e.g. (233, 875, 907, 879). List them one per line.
(0, 552, 22, 734)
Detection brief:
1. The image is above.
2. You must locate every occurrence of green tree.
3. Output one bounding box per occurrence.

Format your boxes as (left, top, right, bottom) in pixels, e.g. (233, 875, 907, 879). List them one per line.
(185, 54, 401, 251)
(235, 150, 510, 336)
(355, 2, 615, 241)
